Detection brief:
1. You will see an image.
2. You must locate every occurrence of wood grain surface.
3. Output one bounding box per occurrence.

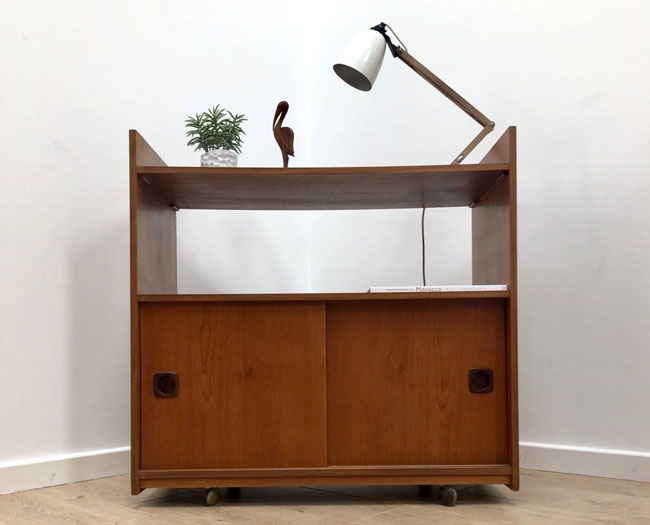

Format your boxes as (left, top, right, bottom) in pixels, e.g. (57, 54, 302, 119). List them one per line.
(471, 175, 510, 285)
(326, 299, 508, 466)
(138, 465, 511, 479)
(136, 164, 509, 210)
(139, 475, 511, 489)
(129, 129, 519, 493)
(138, 291, 509, 303)
(129, 130, 175, 494)
(478, 126, 519, 489)
(139, 302, 326, 470)
(136, 180, 177, 294)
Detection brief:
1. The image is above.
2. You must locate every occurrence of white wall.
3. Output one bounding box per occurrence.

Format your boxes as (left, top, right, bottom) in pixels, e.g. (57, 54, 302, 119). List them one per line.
(1, 0, 649, 493)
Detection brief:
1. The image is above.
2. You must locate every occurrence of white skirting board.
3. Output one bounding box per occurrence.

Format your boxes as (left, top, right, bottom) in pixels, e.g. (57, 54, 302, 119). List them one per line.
(0, 447, 130, 495)
(2, 443, 649, 494)
(520, 442, 650, 483)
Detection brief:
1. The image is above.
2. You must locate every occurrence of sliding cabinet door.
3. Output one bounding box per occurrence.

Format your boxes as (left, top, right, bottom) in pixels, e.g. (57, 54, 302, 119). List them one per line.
(327, 299, 507, 466)
(140, 301, 326, 470)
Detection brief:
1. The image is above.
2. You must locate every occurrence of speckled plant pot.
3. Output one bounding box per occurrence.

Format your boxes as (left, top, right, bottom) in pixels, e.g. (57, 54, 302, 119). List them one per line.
(200, 149, 238, 167)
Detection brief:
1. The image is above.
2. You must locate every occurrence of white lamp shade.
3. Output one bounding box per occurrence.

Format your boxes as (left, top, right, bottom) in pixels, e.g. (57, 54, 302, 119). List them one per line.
(333, 30, 386, 91)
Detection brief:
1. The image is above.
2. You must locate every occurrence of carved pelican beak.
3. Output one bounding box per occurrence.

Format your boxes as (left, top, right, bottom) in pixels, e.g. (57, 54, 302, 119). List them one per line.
(273, 101, 288, 126)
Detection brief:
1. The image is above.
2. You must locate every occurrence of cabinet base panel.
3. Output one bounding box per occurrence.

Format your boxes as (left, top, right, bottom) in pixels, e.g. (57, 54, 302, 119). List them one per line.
(135, 467, 515, 492)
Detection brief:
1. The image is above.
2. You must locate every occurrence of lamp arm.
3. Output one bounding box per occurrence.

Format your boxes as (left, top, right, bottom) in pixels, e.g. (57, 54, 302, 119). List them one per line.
(396, 48, 495, 164)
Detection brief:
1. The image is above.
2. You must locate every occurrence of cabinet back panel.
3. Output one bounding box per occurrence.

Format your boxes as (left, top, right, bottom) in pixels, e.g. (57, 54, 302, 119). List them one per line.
(326, 299, 508, 465)
(140, 302, 326, 470)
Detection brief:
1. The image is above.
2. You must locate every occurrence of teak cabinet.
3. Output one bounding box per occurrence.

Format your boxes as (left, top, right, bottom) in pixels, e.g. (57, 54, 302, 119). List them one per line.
(130, 128, 518, 496)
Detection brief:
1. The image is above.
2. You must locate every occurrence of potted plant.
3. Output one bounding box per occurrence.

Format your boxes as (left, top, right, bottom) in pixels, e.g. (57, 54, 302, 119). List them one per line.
(185, 105, 247, 167)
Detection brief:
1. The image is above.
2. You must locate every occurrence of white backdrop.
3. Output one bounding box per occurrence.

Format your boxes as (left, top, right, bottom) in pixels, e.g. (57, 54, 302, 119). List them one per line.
(1, 0, 649, 493)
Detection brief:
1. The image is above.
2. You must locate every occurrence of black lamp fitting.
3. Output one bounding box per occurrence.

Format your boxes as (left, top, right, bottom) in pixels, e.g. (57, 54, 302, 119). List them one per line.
(370, 22, 400, 58)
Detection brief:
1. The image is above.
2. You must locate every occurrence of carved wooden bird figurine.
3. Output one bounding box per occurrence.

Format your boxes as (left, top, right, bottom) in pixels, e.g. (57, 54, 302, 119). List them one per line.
(273, 101, 295, 168)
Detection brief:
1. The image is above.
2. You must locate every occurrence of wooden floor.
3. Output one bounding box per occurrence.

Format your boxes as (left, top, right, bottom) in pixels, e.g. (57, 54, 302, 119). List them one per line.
(1, 470, 649, 524)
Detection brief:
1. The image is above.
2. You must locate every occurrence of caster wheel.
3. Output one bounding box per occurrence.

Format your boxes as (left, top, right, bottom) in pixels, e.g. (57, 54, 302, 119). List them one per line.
(206, 488, 219, 506)
(227, 487, 241, 499)
(439, 485, 457, 507)
(417, 484, 433, 499)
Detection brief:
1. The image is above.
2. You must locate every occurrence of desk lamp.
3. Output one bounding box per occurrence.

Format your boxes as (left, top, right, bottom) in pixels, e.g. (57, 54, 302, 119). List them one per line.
(334, 23, 495, 285)
(333, 22, 494, 164)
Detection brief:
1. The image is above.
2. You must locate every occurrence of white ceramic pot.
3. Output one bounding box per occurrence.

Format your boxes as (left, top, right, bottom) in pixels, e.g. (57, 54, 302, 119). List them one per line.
(201, 149, 238, 167)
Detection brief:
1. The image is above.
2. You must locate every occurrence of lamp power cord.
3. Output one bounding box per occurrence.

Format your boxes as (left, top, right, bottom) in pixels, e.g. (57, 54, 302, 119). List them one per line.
(421, 207, 426, 286)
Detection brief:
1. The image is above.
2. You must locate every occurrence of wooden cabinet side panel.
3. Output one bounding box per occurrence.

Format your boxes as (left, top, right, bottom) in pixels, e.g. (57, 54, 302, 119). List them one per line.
(474, 126, 518, 489)
(326, 299, 508, 466)
(136, 182, 177, 294)
(130, 130, 174, 493)
(130, 130, 176, 295)
(472, 126, 514, 286)
(506, 128, 519, 489)
(140, 301, 327, 470)
(472, 176, 510, 285)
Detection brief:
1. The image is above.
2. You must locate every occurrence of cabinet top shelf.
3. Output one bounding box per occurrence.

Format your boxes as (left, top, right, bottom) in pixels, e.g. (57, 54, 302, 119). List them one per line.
(137, 163, 509, 210)
(138, 291, 510, 302)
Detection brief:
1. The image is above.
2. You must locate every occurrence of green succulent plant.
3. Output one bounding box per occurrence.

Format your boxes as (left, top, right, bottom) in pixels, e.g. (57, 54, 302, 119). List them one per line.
(185, 105, 247, 154)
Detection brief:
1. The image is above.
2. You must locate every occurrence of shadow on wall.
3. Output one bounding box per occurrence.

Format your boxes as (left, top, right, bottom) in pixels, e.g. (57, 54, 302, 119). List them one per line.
(65, 220, 130, 455)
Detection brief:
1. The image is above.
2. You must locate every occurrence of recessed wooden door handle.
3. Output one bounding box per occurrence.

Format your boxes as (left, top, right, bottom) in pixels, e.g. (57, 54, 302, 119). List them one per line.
(468, 368, 493, 393)
(153, 372, 178, 398)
